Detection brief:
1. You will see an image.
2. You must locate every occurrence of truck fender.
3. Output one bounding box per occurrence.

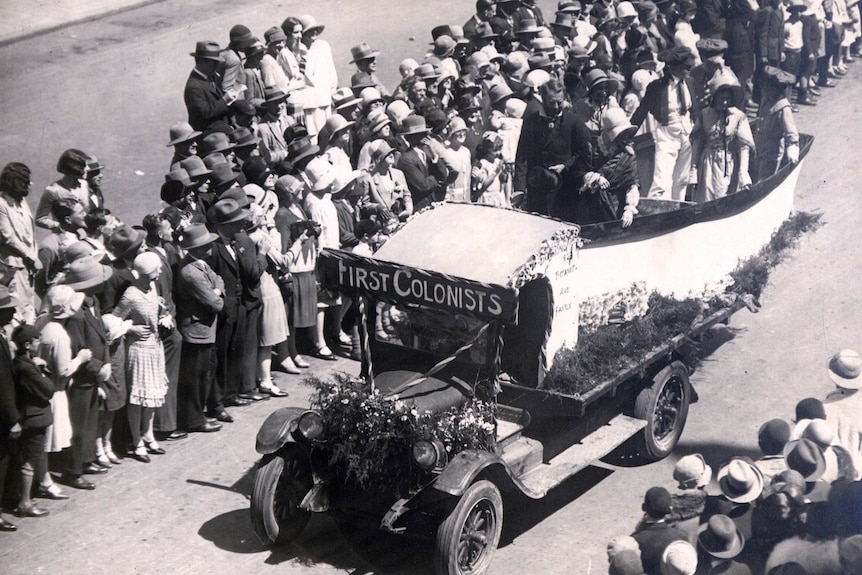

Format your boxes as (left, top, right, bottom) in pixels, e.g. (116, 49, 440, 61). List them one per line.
(432, 450, 523, 497)
(255, 407, 307, 455)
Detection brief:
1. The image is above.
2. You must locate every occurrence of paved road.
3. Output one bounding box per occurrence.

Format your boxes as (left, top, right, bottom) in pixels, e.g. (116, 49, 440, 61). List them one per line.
(1, 1, 861, 573)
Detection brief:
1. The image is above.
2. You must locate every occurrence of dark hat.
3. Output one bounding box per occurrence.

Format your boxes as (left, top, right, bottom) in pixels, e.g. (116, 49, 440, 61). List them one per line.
(516, 18, 542, 35)
(763, 66, 797, 87)
(758, 418, 792, 455)
(287, 136, 320, 164)
(659, 45, 695, 67)
(180, 156, 211, 179)
(477, 0, 497, 10)
(488, 82, 514, 105)
(208, 198, 250, 225)
(414, 63, 440, 81)
(635, 49, 658, 69)
(179, 223, 219, 250)
(424, 108, 449, 134)
(350, 42, 380, 63)
(585, 68, 620, 94)
(86, 156, 104, 174)
(784, 438, 827, 481)
(190, 41, 222, 61)
(400, 115, 431, 136)
(787, 0, 807, 11)
(241, 156, 270, 187)
(244, 39, 265, 58)
(166, 121, 202, 147)
(455, 93, 482, 113)
(202, 152, 228, 170)
(333, 87, 363, 110)
(474, 21, 498, 39)
(526, 166, 562, 194)
(209, 163, 239, 192)
(795, 397, 826, 422)
(0, 285, 16, 309)
(677, 0, 698, 15)
(528, 51, 554, 71)
(228, 24, 254, 49)
(698, 515, 745, 559)
(160, 180, 188, 204)
(62, 257, 113, 291)
(263, 86, 288, 104)
(284, 123, 309, 145)
(558, 0, 583, 13)
(552, 12, 575, 30)
(696, 38, 729, 58)
(218, 186, 251, 208)
(354, 219, 380, 239)
(107, 224, 145, 259)
(318, 115, 354, 149)
(264, 26, 287, 44)
(642, 486, 672, 517)
(12, 324, 41, 349)
(165, 168, 192, 187)
(232, 99, 257, 117)
(433, 35, 458, 58)
(200, 132, 236, 156)
(229, 127, 260, 148)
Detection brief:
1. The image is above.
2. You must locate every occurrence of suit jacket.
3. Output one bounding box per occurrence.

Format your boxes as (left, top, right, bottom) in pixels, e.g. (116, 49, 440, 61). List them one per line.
(176, 255, 225, 344)
(632, 522, 689, 574)
(12, 354, 54, 429)
(184, 69, 232, 132)
(755, 6, 784, 61)
(397, 146, 449, 211)
(207, 231, 266, 322)
(65, 299, 109, 389)
(0, 334, 19, 439)
(630, 73, 699, 128)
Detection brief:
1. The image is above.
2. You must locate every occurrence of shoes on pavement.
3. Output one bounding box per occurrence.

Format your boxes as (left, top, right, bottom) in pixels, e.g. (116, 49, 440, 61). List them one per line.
(259, 382, 289, 397)
(14, 503, 49, 518)
(62, 475, 96, 490)
(37, 484, 69, 500)
(238, 392, 269, 402)
(83, 462, 109, 475)
(315, 346, 338, 361)
(208, 410, 234, 423)
(278, 357, 301, 374)
(158, 430, 188, 441)
(187, 422, 223, 433)
(144, 441, 165, 455)
(128, 447, 151, 463)
(293, 355, 310, 368)
(224, 396, 252, 407)
(105, 450, 122, 465)
(96, 454, 113, 469)
(0, 517, 17, 531)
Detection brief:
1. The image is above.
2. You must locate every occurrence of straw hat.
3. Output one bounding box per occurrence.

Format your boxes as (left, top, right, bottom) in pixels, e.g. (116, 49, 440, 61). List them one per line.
(828, 349, 862, 389)
(41, 285, 85, 320)
(602, 107, 638, 144)
(298, 14, 324, 34)
(717, 458, 764, 503)
(303, 157, 336, 193)
(62, 257, 113, 291)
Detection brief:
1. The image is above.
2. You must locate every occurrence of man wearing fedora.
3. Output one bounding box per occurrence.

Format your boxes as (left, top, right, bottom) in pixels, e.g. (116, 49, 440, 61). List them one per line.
(242, 40, 267, 107)
(62, 257, 114, 489)
(397, 115, 452, 212)
(696, 514, 750, 574)
(207, 198, 269, 418)
(0, 286, 21, 530)
(823, 349, 862, 479)
(176, 224, 224, 433)
(701, 457, 763, 549)
(464, 0, 498, 42)
(166, 121, 202, 169)
(220, 25, 254, 94)
(261, 27, 297, 97)
(350, 42, 390, 98)
(184, 41, 241, 133)
(257, 87, 293, 166)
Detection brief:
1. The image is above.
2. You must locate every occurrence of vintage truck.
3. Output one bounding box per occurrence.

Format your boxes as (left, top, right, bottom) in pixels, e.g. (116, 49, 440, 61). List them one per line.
(249, 136, 812, 575)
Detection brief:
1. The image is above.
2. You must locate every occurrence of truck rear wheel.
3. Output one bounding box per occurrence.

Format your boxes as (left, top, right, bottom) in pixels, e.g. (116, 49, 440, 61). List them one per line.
(250, 446, 313, 545)
(434, 480, 503, 575)
(634, 361, 690, 461)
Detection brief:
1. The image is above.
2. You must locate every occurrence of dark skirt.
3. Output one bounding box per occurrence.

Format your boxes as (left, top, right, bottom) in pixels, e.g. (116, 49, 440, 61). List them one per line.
(292, 271, 318, 328)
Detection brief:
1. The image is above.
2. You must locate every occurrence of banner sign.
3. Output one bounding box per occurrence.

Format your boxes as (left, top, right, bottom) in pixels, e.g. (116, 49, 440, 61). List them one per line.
(320, 250, 519, 323)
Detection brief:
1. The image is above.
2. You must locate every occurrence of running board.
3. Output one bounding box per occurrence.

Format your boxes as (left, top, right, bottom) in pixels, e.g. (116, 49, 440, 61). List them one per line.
(519, 414, 646, 497)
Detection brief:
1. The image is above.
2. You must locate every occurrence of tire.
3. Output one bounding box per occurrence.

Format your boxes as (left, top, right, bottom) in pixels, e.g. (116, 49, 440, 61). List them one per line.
(633, 361, 691, 461)
(434, 480, 503, 575)
(250, 446, 313, 545)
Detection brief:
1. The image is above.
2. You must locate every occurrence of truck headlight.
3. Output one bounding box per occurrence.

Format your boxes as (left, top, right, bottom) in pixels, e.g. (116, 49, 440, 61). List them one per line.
(412, 439, 447, 470)
(296, 411, 324, 441)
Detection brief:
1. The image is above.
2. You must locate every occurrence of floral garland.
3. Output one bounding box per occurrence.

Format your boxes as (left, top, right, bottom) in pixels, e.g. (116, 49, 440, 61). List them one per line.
(578, 282, 651, 333)
(508, 228, 581, 289)
(307, 374, 496, 493)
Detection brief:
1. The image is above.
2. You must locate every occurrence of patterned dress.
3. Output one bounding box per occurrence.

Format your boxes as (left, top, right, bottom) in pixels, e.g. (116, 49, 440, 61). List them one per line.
(694, 107, 755, 203)
(113, 285, 167, 408)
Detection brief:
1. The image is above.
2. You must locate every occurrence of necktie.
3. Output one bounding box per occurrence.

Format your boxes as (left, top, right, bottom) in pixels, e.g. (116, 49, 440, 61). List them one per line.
(677, 80, 688, 115)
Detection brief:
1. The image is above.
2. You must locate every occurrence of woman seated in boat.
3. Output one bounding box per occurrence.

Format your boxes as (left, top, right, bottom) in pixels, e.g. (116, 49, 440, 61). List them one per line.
(570, 108, 640, 228)
(690, 70, 755, 203)
(754, 66, 800, 181)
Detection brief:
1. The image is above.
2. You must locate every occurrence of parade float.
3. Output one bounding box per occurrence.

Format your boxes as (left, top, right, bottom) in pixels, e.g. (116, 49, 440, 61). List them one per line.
(249, 135, 815, 575)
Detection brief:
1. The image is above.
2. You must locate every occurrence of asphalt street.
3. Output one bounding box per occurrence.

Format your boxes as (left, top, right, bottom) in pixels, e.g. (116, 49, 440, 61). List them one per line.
(1, 1, 861, 574)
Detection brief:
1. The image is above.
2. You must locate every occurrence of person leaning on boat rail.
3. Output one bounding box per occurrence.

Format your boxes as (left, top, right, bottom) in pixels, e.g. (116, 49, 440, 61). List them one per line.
(753, 67, 800, 181)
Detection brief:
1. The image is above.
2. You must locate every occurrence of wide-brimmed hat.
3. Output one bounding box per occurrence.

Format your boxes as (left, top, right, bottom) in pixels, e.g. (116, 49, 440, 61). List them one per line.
(400, 115, 431, 136)
(552, 12, 575, 30)
(62, 257, 113, 291)
(218, 186, 252, 208)
(287, 136, 320, 164)
(432, 35, 457, 59)
(784, 438, 827, 481)
(264, 26, 287, 44)
(698, 515, 745, 559)
(661, 540, 697, 575)
(414, 63, 440, 81)
(179, 156, 211, 179)
(708, 69, 744, 108)
(488, 82, 514, 106)
(107, 224, 144, 260)
(263, 86, 288, 105)
(516, 18, 542, 35)
(164, 168, 192, 189)
(0, 285, 16, 310)
(526, 166, 562, 193)
(602, 107, 638, 143)
(758, 418, 792, 455)
(528, 51, 554, 71)
(200, 132, 236, 156)
(532, 37, 556, 54)
(61, 241, 95, 264)
(86, 156, 104, 174)
(585, 68, 620, 94)
(229, 126, 260, 148)
(828, 349, 862, 389)
(368, 140, 396, 165)
(232, 99, 257, 117)
(304, 157, 336, 192)
(274, 174, 305, 198)
(801, 419, 835, 449)
(350, 41, 380, 63)
(203, 152, 228, 170)
(330, 167, 363, 198)
(636, 49, 659, 69)
(166, 122, 202, 147)
(241, 157, 270, 187)
(190, 41, 222, 61)
(209, 163, 238, 192)
(317, 115, 354, 150)
(41, 284, 85, 319)
(333, 87, 363, 110)
(179, 223, 219, 250)
(208, 198, 250, 225)
(673, 453, 712, 488)
(298, 14, 324, 34)
(717, 458, 764, 503)
(474, 21, 498, 39)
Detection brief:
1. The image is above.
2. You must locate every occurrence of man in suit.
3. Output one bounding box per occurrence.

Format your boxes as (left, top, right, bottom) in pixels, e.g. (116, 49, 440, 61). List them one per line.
(397, 116, 451, 212)
(464, 0, 498, 41)
(61, 258, 114, 490)
(206, 198, 268, 423)
(630, 45, 699, 201)
(184, 41, 241, 133)
(632, 486, 689, 574)
(0, 286, 21, 530)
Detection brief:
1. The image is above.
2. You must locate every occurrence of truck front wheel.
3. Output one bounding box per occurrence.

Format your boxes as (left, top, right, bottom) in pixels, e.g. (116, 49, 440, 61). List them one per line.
(434, 480, 503, 575)
(250, 446, 313, 545)
(634, 361, 690, 461)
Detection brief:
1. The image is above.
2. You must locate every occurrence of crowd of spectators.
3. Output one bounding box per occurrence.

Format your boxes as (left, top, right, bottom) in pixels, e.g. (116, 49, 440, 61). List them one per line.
(0, 0, 857, 541)
(608, 349, 862, 575)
